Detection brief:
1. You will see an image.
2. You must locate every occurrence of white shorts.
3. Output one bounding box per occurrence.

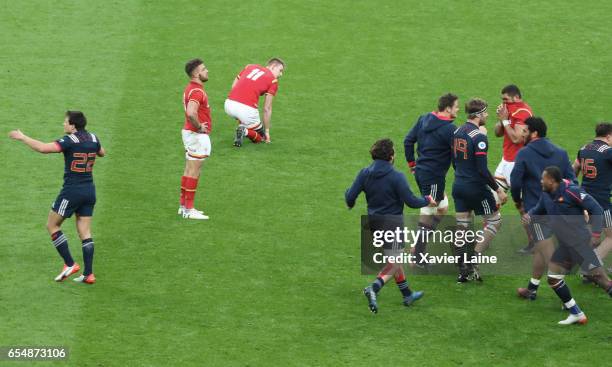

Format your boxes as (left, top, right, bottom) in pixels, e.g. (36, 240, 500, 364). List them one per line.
(182, 130, 211, 160)
(419, 194, 449, 215)
(494, 159, 515, 189)
(224, 99, 262, 129)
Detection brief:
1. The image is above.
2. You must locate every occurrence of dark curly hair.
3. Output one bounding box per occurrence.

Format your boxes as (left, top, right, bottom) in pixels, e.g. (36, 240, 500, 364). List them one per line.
(370, 139, 395, 161)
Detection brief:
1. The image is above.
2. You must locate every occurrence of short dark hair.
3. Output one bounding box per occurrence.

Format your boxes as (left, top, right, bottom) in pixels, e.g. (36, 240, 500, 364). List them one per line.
(525, 116, 547, 138)
(543, 166, 562, 183)
(501, 84, 522, 98)
(595, 122, 612, 137)
(465, 98, 488, 119)
(267, 57, 285, 68)
(370, 138, 395, 161)
(66, 111, 87, 131)
(185, 58, 203, 77)
(437, 93, 458, 112)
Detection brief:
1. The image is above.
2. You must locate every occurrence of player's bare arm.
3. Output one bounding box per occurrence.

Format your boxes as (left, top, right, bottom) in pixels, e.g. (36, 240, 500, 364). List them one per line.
(8, 130, 62, 154)
(572, 159, 581, 175)
(186, 100, 207, 133)
(263, 93, 274, 143)
(494, 121, 504, 137)
(496, 103, 526, 143)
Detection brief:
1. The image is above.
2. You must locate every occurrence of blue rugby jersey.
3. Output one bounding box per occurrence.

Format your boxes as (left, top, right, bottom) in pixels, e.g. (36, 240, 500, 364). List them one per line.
(576, 140, 612, 207)
(451, 122, 498, 190)
(55, 130, 101, 186)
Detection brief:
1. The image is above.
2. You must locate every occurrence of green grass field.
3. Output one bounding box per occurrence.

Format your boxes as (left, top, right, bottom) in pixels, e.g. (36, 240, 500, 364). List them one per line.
(2, 1, 612, 365)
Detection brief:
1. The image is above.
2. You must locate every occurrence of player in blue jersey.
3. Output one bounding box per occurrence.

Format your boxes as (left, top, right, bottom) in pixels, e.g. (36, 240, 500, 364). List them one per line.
(452, 98, 507, 282)
(574, 122, 612, 270)
(9, 111, 105, 284)
(511, 117, 576, 300)
(523, 166, 612, 325)
(404, 93, 459, 265)
(346, 138, 436, 313)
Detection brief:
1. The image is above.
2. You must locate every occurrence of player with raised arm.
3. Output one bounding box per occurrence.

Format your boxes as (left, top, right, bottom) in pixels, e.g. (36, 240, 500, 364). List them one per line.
(179, 58, 212, 220)
(225, 58, 285, 147)
(522, 166, 612, 325)
(452, 98, 507, 283)
(345, 139, 436, 313)
(8, 111, 105, 284)
(511, 117, 576, 300)
(493, 84, 534, 253)
(573, 122, 612, 269)
(404, 93, 458, 266)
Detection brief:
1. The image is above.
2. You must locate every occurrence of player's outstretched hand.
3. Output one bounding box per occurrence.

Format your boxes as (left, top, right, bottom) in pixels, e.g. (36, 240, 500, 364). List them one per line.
(426, 195, 437, 207)
(496, 189, 508, 205)
(521, 213, 531, 225)
(8, 129, 25, 141)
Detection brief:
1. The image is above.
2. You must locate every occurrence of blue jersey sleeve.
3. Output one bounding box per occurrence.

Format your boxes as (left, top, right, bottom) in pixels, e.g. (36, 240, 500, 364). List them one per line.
(404, 119, 421, 165)
(566, 186, 604, 234)
(395, 172, 429, 208)
(55, 135, 73, 152)
(345, 168, 367, 208)
(562, 151, 577, 184)
(510, 151, 526, 203)
(474, 135, 498, 190)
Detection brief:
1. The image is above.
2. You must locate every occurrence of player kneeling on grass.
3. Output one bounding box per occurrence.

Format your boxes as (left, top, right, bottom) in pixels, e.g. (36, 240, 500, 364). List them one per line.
(225, 58, 285, 146)
(451, 98, 507, 283)
(345, 138, 436, 313)
(8, 111, 105, 284)
(522, 166, 612, 325)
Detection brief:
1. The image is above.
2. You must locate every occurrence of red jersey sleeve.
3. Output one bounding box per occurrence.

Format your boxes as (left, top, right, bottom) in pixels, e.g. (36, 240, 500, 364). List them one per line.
(266, 79, 279, 96)
(188, 88, 205, 105)
(511, 109, 532, 125)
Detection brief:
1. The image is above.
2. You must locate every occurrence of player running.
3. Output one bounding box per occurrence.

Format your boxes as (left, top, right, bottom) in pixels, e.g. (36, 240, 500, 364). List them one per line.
(493, 85, 534, 253)
(452, 98, 507, 282)
(179, 58, 211, 220)
(225, 58, 285, 146)
(404, 93, 458, 266)
(573, 122, 612, 269)
(8, 111, 105, 284)
(511, 117, 576, 300)
(522, 166, 612, 325)
(345, 139, 436, 313)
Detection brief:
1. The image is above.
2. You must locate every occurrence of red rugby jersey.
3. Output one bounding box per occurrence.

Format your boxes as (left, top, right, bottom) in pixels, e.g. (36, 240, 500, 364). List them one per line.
(502, 101, 532, 161)
(227, 64, 278, 108)
(183, 81, 212, 133)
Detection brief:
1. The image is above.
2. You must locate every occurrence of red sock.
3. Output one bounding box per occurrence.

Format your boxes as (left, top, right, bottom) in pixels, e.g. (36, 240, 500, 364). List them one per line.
(180, 176, 188, 206)
(184, 177, 199, 209)
(394, 268, 406, 283)
(246, 129, 263, 143)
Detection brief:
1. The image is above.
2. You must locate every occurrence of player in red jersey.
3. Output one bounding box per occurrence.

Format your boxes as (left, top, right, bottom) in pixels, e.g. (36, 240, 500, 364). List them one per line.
(225, 58, 285, 147)
(493, 84, 534, 253)
(179, 58, 212, 220)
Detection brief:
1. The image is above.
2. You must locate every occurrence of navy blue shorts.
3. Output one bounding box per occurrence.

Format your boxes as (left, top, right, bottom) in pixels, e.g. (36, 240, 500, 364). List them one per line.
(452, 183, 497, 216)
(593, 198, 612, 229)
(527, 220, 553, 241)
(51, 185, 96, 218)
(415, 174, 446, 202)
(552, 239, 602, 273)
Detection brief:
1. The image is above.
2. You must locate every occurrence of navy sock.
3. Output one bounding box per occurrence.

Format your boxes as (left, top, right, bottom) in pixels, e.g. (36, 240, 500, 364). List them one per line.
(551, 279, 581, 314)
(51, 231, 74, 266)
(527, 278, 540, 292)
(372, 277, 385, 293)
(396, 280, 413, 298)
(82, 238, 94, 276)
